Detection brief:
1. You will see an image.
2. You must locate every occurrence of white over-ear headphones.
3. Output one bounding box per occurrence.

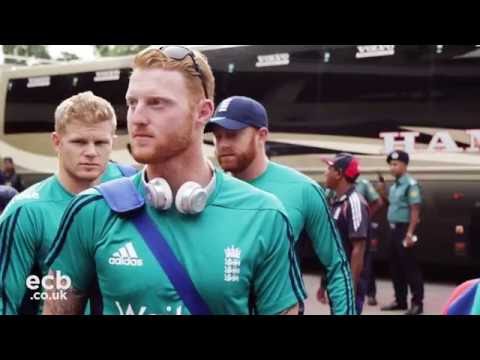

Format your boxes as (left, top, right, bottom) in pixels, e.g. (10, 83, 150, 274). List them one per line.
(143, 163, 216, 215)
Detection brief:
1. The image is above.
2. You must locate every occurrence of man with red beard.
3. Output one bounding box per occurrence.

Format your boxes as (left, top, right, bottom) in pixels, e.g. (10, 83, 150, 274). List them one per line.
(43, 47, 305, 315)
(207, 96, 355, 315)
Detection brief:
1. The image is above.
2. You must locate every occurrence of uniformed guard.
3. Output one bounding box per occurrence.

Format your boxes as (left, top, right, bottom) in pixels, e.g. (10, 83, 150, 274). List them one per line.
(379, 150, 424, 315)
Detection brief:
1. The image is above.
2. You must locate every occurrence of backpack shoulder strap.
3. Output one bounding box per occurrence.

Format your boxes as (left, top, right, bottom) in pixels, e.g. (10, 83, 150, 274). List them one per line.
(95, 177, 144, 214)
(115, 163, 139, 178)
(95, 177, 211, 315)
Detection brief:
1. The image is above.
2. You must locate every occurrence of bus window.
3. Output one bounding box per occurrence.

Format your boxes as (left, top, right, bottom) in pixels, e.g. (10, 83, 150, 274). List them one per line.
(4, 69, 130, 134)
(212, 45, 436, 138)
(431, 45, 480, 132)
(211, 45, 326, 133)
(311, 45, 434, 138)
(74, 68, 130, 134)
(5, 74, 75, 133)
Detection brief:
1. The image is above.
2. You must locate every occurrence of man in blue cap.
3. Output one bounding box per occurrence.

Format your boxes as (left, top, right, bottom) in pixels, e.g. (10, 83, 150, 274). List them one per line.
(379, 150, 424, 315)
(207, 96, 356, 315)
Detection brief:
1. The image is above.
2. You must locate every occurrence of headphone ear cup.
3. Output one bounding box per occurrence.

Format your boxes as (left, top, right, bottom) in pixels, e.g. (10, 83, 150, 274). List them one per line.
(175, 182, 208, 215)
(146, 178, 173, 210)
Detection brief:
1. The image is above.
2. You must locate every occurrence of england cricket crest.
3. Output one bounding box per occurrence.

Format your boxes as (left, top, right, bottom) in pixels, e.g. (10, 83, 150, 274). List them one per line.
(224, 246, 241, 283)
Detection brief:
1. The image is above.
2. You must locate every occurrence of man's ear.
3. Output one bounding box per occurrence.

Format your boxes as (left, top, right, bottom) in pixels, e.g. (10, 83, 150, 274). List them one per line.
(258, 127, 269, 142)
(51, 132, 61, 154)
(196, 99, 215, 127)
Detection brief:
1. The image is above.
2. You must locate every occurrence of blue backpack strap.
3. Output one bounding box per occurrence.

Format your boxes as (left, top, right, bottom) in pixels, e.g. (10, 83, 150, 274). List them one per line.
(115, 163, 138, 177)
(96, 177, 144, 214)
(131, 211, 212, 315)
(95, 178, 212, 315)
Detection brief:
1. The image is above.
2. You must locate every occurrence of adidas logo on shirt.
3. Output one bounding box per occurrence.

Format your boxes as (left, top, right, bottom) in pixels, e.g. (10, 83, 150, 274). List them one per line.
(109, 242, 144, 267)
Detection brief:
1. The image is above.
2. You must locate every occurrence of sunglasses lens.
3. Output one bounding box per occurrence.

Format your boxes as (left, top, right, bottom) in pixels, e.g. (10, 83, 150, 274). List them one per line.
(158, 46, 208, 99)
(160, 46, 190, 60)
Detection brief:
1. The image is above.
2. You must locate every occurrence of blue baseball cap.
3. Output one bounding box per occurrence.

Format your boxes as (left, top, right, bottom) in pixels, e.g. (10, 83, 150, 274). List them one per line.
(205, 96, 268, 133)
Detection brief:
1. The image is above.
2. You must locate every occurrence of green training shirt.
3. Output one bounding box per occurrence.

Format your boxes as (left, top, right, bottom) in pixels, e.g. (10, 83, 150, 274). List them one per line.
(247, 162, 356, 315)
(46, 170, 306, 315)
(0, 162, 133, 315)
(387, 174, 422, 224)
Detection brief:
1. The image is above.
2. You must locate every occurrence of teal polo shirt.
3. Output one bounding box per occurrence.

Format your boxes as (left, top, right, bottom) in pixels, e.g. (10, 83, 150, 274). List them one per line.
(387, 174, 422, 224)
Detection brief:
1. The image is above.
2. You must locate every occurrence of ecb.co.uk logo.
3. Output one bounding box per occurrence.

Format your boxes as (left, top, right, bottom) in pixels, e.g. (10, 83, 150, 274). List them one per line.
(25, 271, 71, 301)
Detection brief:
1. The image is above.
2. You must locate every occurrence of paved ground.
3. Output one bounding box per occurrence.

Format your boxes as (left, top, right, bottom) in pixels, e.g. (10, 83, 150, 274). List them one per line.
(302, 273, 457, 315)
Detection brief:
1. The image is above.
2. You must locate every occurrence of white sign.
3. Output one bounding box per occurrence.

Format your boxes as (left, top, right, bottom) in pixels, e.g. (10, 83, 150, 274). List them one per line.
(380, 132, 419, 154)
(27, 76, 50, 88)
(380, 130, 480, 154)
(356, 45, 395, 59)
(94, 69, 121, 82)
(427, 131, 462, 153)
(256, 53, 290, 68)
(466, 130, 480, 152)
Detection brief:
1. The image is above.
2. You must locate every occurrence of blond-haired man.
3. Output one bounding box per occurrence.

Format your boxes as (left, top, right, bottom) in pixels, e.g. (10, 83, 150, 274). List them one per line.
(0, 91, 135, 315)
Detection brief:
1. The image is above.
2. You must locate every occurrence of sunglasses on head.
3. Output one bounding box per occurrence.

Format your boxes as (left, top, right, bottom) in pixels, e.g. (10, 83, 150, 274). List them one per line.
(158, 46, 209, 99)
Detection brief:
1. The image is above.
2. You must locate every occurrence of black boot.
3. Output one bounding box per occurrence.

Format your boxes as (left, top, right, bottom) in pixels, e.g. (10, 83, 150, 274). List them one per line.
(381, 301, 408, 311)
(405, 304, 423, 315)
(367, 296, 378, 306)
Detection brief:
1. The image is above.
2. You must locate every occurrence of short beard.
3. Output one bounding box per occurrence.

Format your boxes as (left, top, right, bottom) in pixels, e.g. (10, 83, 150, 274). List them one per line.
(219, 137, 257, 175)
(131, 115, 195, 165)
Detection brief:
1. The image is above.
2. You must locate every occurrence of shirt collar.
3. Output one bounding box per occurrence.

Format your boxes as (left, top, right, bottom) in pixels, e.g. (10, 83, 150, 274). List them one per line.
(333, 185, 356, 205)
(396, 174, 409, 185)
